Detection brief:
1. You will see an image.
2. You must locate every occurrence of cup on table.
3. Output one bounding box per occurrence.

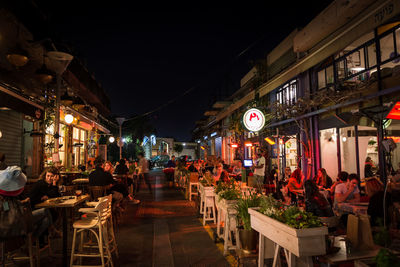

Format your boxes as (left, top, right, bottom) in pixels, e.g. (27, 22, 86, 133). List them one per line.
(75, 190, 82, 197)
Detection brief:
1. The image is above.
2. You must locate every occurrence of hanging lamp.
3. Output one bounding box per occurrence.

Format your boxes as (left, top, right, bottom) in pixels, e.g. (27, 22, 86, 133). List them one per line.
(6, 22, 29, 67)
(60, 90, 74, 106)
(35, 48, 54, 84)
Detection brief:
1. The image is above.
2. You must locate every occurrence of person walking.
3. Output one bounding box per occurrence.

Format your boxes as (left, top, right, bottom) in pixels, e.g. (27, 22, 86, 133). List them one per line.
(138, 152, 152, 194)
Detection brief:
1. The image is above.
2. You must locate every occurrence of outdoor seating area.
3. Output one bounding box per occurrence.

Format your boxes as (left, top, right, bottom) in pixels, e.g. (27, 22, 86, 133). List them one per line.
(0, 158, 141, 267)
(168, 155, 400, 266)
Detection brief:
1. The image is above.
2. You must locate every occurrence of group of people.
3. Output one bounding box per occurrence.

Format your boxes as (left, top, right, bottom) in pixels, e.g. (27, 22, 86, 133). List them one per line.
(0, 151, 154, 249)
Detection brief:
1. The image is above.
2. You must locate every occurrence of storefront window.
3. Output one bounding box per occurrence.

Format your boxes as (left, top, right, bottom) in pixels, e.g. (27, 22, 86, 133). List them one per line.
(357, 126, 378, 179)
(380, 33, 395, 62)
(319, 128, 338, 180)
(340, 126, 357, 175)
(284, 138, 298, 172)
(72, 127, 87, 166)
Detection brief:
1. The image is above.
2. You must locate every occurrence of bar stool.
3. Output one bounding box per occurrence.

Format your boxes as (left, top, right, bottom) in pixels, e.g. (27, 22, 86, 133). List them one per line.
(202, 187, 216, 225)
(188, 172, 199, 201)
(70, 197, 113, 267)
(82, 195, 118, 258)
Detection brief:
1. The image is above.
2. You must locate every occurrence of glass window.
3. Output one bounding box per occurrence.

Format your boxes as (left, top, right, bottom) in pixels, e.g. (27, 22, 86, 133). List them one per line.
(357, 126, 378, 179)
(340, 127, 357, 175)
(367, 43, 377, 68)
(336, 59, 346, 80)
(318, 69, 326, 89)
(276, 79, 297, 105)
(319, 128, 338, 180)
(326, 65, 334, 84)
(380, 33, 395, 62)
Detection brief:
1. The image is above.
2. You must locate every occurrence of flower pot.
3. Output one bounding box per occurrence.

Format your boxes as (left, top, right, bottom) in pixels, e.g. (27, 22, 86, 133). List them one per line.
(239, 228, 258, 254)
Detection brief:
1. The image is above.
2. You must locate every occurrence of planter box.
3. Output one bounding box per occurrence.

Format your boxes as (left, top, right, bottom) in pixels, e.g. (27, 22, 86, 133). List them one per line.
(249, 208, 328, 257)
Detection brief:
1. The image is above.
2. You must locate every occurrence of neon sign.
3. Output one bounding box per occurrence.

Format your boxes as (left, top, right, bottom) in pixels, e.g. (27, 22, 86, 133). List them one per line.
(243, 108, 265, 132)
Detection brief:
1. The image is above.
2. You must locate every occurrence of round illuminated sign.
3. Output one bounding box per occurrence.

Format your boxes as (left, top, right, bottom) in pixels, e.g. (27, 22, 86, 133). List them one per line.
(243, 108, 265, 132)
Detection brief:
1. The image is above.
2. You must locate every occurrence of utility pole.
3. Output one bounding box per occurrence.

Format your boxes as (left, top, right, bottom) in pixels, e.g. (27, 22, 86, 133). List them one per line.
(116, 117, 125, 160)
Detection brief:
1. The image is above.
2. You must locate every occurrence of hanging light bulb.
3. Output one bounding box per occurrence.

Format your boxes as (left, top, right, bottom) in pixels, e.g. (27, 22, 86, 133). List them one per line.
(65, 114, 74, 124)
(109, 136, 115, 143)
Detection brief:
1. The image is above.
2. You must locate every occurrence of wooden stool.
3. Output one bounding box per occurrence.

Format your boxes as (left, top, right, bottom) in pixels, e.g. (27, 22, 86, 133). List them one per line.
(235, 249, 258, 267)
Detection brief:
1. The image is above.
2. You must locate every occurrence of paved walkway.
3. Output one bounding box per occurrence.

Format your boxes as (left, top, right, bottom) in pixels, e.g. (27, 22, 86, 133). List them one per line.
(9, 169, 232, 266)
(115, 169, 230, 267)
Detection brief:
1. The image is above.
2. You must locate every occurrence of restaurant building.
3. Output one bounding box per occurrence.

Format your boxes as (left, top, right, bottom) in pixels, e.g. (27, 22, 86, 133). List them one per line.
(0, 6, 111, 177)
(195, 0, 400, 183)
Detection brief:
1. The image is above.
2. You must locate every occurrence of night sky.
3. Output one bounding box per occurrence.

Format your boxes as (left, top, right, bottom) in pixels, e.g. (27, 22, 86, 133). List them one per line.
(37, 1, 333, 141)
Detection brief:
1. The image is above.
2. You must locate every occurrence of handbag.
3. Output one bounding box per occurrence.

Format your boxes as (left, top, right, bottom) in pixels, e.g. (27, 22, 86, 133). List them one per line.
(0, 195, 33, 240)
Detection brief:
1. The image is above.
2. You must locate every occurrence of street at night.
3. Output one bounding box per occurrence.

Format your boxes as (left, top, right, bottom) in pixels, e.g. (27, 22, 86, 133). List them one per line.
(2, 0, 400, 266)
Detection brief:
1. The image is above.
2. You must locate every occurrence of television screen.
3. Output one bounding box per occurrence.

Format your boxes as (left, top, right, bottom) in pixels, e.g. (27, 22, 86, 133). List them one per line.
(243, 159, 253, 167)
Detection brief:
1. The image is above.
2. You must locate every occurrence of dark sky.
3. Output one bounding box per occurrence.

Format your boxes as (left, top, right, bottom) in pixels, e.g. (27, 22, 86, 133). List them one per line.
(37, 1, 333, 141)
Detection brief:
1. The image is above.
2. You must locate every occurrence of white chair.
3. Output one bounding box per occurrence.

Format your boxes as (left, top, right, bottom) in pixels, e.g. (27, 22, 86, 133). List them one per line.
(70, 197, 113, 267)
(188, 172, 199, 201)
(201, 186, 216, 225)
(83, 195, 118, 259)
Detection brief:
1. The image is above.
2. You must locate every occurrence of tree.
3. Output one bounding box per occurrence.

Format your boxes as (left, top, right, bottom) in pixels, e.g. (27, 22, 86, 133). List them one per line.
(173, 143, 184, 156)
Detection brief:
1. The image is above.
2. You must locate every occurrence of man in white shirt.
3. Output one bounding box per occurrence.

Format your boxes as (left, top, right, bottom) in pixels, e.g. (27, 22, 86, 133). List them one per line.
(250, 151, 266, 193)
(138, 152, 152, 194)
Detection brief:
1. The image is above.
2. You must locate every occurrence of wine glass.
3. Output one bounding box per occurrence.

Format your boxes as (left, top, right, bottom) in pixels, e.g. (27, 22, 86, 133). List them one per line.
(75, 190, 82, 197)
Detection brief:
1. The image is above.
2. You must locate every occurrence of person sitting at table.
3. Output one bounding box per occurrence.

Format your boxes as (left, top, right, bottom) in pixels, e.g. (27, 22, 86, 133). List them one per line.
(114, 158, 129, 175)
(364, 157, 375, 178)
(334, 173, 360, 208)
(314, 168, 333, 190)
(89, 157, 123, 207)
(366, 178, 391, 227)
(287, 168, 305, 204)
(188, 161, 197, 172)
(29, 166, 61, 208)
(0, 165, 53, 247)
(304, 180, 334, 217)
(213, 163, 229, 185)
(329, 171, 348, 195)
(231, 160, 242, 181)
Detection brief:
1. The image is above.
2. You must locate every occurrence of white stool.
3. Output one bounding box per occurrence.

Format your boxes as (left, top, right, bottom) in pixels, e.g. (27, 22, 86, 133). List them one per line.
(70, 197, 113, 267)
(203, 192, 216, 225)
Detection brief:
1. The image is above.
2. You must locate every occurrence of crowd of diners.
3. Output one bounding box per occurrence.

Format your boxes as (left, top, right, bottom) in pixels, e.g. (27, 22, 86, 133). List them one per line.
(0, 151, 149, 250)
(169, 151, 400, 235)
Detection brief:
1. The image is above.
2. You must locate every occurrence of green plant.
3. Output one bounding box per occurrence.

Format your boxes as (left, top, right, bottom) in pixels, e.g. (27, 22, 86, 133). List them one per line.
(216, 179, 241, 201)
(259, 194, 322, 229)
(235, 192, 262, 230)
(374, 248, 400, 267)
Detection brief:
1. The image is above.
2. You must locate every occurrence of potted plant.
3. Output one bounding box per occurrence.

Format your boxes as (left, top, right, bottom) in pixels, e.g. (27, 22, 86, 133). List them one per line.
(248, 194, 327, 258)
(235, 191, 262, 253)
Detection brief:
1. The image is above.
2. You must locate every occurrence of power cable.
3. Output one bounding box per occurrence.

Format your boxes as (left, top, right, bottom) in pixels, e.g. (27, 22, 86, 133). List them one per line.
(121, 36, 266, 124)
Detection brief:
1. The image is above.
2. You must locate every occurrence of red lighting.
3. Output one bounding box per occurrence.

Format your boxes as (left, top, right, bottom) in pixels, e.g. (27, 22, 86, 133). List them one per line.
(387, 102, 400, 120)
(387, 136, 400, 143)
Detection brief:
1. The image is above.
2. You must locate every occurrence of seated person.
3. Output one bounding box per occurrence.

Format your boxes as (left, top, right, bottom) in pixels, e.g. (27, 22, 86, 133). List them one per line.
(287, 168, 304, 204)
(213, 163, 229, 185)
(304, 180, 334, 217)
(29, 166, 61, 207)
(188, 161, 197, 172)
(89, 157, 123, 206)
(114, 159, 129, 175)
(314, 168, 333, 190)
(334, 173, 360, 208)
(231, 160, 242, 181)
(0, 165, 52, 247)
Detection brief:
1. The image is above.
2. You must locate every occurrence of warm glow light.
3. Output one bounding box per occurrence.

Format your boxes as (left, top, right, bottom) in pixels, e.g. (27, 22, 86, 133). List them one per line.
(265, 137, 275, 145)
(109, 136, 115, 143)
(245, 143, 253, 147)
(387, 136, 400, 143)
(387, 102, 400, 120)
(342, 137, 347, 142)
(0, 130, 2, 139)
(230, 143, 238, 148)
(200, 146, 205, 150)
(65, 114, 74, 124)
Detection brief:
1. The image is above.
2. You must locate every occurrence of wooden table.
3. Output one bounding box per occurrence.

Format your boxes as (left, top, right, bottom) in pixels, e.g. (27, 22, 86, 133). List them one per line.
(318, 235, 381, 266)
(36, 195, 90, 267)
(336, 202, 369, 215)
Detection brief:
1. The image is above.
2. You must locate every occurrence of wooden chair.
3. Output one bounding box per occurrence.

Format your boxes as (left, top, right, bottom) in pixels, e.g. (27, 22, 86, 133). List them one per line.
(188, 172, 199, 201)
(89, 186, 107, 201)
